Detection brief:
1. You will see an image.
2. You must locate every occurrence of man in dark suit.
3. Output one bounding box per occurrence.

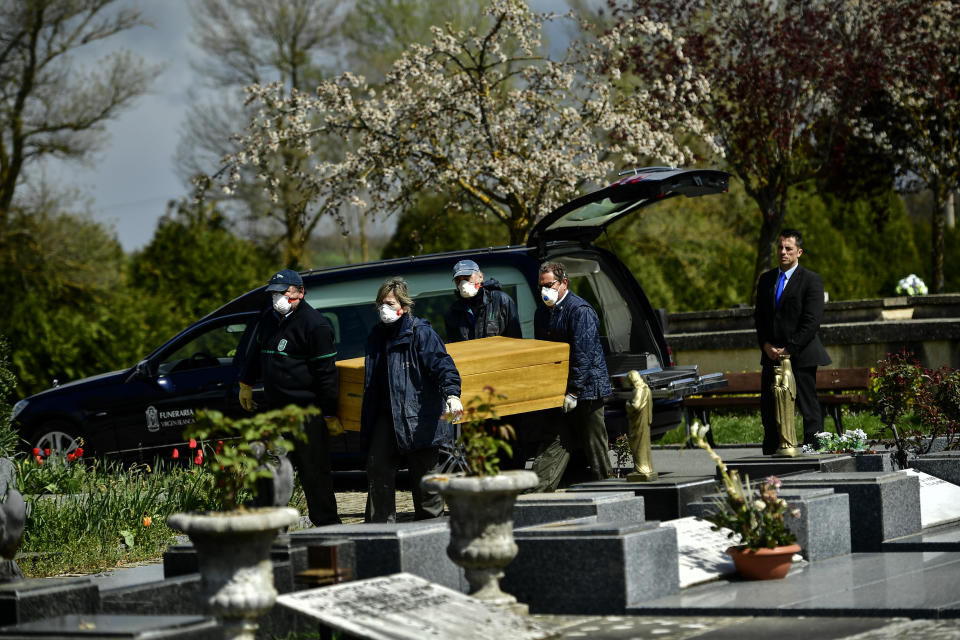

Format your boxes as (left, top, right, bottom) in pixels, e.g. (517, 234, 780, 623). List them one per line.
(754, 229, 832, 454)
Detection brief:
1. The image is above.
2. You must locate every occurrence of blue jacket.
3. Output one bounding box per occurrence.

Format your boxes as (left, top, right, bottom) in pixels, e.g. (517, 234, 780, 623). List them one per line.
(534, 292, 611, 401)
(444, 278, 522, 343)
(361, 313, 462, 452)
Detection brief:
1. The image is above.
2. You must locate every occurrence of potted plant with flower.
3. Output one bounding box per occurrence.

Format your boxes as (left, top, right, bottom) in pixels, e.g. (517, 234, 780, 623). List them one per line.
(166, 403, 318, 640)
(690, 423, 801, 580)
(421, 388, 537, 613)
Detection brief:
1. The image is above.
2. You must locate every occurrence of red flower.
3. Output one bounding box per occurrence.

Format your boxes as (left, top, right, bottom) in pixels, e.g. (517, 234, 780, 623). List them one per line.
(67, 453, 76, 462)
(193, 454, 203, 465)
(34, 456, 42, 465)
(172, 448, 180, 459)
(188, 438, 197, 449)
(75, 447, 84, 458)
(43, 448, 50, 457)
(32, 448, 40, 456)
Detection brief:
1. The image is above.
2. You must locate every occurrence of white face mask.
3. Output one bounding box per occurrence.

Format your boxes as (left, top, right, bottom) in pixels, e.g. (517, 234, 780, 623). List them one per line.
(541, 286, 559, 307)
(458, 280, 480, 298)
(379, 304, 402, 324)
(272, 292, 293, 314)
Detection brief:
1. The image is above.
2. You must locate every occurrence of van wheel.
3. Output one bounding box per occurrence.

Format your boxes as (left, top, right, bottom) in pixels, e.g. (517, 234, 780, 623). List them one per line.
(27, 423, 82, 459)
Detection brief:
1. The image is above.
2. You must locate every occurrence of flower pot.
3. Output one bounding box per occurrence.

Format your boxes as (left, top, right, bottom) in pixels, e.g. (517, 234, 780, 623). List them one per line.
(167, 507, 298, 640)
(421, 470, 538, 614)
(725, 543, 801, 580)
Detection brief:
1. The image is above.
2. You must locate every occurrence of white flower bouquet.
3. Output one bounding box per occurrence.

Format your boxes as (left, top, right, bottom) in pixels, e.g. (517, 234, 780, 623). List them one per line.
(896, 274, 928, 296)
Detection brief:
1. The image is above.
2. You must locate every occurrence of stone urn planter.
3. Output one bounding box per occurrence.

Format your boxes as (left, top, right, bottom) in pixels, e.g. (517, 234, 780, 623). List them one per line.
(167, 506, 298, 640)
(725, 543, 801, 580)
(421, 470, 538, 614)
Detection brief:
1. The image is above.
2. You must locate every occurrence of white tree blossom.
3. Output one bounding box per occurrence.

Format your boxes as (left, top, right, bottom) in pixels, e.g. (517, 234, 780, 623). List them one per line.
(204, 0, 716, 245)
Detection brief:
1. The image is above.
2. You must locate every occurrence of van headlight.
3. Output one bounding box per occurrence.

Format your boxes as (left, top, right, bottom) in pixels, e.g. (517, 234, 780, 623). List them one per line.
(11, 399, 27, 421)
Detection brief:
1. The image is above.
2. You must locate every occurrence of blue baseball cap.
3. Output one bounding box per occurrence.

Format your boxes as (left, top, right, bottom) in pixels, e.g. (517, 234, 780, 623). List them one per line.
(265, 268, 303, 292)
(452, 259, 480, 278)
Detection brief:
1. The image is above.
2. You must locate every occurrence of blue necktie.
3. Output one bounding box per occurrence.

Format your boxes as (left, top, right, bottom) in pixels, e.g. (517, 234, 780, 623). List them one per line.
(775, 272, 786, 307)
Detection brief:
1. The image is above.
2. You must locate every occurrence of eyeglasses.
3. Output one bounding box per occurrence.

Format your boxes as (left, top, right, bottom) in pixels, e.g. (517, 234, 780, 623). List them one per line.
(541, 280, 561, 289)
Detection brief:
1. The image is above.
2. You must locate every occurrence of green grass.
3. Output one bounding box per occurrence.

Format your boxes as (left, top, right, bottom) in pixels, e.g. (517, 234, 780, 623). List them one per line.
(13, 454, 310, 578)
(657, 409, 887, 446)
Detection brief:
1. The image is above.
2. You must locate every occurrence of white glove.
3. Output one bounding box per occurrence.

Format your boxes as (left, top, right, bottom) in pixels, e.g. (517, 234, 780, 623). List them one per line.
(562, 393, 578, 413)
(445, 396, 464, 421)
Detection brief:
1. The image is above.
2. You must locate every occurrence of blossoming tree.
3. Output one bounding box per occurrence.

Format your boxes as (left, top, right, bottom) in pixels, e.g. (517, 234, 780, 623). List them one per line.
(858, 1, 960, 293)
(203, 0, 716, 245)
(616, 0, 915, 295)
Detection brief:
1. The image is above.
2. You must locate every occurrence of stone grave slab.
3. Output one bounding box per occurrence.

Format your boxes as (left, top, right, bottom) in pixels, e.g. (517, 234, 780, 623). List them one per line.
(687, 487, 851, 561)
(780, 471, 920, 552)
(566, 475, 718, 521)
(901, 468, 960, 528)
(882, 521, 960, 552)
(723, 454, 855, 480)
(502, 519, 678, 614)
(0, 614, 216, 639)
(287, 521, 462, 591)
(513, 491, 644, 528)
(163, 538, 302, 593)
(275, 572, 555, 640)
(854, 452, 893, 472)
(911, 450, 960, 486)
(660, 517, 735, 587)
(0, 579, 99, 626)
(99, 575, 202, 617)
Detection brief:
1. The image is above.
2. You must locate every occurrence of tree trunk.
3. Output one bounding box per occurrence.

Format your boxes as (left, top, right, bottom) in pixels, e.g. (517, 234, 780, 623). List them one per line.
(931, 179, 947, 293)
(359, 212, 369, 263)
(750, 197, 784, 305)
(947, 190, 956, 229)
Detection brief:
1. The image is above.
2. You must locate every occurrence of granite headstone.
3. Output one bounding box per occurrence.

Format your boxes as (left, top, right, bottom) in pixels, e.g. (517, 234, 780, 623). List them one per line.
(275, 573, 555, 640)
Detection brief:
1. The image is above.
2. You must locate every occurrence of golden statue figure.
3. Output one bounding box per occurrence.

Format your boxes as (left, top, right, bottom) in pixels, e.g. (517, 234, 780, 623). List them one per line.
(772, 355, 800, 457)
(625, 370, 658, 482)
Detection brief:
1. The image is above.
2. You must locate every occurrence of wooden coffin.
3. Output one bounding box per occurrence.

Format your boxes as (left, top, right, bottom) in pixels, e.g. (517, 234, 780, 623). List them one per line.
(335, 336, 570, 431)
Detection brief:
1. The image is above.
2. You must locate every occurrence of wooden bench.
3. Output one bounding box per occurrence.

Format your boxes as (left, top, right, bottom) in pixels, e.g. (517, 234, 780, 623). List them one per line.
(684, 367, 871, 444)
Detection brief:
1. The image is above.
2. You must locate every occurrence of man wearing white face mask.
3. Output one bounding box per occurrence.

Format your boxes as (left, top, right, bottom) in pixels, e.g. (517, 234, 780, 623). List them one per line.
(238, 268, 341, 525)
(362, 277, 462, 522)
(529, 261, 613, 492)
(444, 259, 522, 343)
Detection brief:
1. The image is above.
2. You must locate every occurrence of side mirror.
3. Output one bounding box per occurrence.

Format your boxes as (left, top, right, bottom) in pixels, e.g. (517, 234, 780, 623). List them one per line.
(126, 359, 153, 383)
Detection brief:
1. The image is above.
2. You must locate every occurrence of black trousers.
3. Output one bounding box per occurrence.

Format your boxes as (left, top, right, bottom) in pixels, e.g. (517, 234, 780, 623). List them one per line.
(760, 364, 823, 455)
(530, 399, 611, 492)
(288, 414, 341, 526)
(365, 411, 444, 522)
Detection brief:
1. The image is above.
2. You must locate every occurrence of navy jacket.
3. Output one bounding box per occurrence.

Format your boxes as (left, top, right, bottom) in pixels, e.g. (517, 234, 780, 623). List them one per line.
(444, 278, 522, 343)
(534, 292, 611, 401)
(361, 314, 462, 452)
(754, 265, 832, 369)
(240, 300, 339, 414)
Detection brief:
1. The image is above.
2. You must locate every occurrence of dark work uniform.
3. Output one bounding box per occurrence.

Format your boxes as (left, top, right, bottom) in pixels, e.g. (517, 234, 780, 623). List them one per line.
(754, 265, 832, 454)
(361, 313, 461, 522)
(240, 300, 340, 525)
(530, 291, 612, 491)
(444, 278, 522, 342)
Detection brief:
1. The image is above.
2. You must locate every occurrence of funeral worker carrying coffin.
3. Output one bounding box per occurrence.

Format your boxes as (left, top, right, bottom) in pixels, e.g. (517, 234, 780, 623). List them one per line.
(238, 268, 342, 526)
(530, 261, 613, 491)
(444, 259, 522, 342)
(362, 277, 464, 522)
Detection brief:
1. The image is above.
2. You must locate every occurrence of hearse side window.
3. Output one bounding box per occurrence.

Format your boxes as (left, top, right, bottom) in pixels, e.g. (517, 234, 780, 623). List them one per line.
(158, 321, 248, 375)
(559, 256, 632, 354)
(303, 265, 536, 361)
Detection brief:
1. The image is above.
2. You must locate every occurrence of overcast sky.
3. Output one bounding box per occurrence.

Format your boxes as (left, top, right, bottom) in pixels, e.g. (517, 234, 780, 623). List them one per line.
(39, 1, 198, 253)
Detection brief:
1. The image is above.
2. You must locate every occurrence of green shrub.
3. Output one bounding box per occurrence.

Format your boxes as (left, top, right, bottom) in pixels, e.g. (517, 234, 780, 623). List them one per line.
(0, 336, 19, 457)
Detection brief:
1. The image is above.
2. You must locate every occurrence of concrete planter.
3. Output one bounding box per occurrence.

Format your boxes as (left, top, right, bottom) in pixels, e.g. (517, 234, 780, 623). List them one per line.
(167, 507, 298, 640)
(421, 470, 538, 614)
